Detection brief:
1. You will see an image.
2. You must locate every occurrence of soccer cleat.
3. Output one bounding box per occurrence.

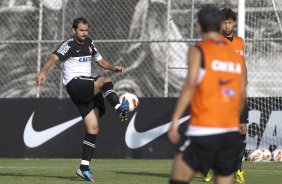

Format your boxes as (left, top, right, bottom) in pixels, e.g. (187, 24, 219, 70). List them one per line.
(203, 169, 213, 182)
(76, 168, 95, 182)
(235, 170, 245, 183)
(119, 99, 129, 122)
(76, 168, 85, 179)
(119, 111, 128, 122)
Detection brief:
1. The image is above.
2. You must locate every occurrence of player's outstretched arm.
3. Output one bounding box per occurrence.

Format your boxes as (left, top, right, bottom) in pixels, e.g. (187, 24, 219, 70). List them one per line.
(168, 46, 201, 144)
(97, 59, 124, 73)
(35, 54, 59, 86)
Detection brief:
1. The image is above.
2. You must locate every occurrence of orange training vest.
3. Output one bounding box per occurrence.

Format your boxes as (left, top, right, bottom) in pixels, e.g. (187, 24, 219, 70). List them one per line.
(190, 40, 244, 128)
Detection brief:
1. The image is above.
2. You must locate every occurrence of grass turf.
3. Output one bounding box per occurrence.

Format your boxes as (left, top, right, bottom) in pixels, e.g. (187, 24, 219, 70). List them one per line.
(0, 159, 281, 184)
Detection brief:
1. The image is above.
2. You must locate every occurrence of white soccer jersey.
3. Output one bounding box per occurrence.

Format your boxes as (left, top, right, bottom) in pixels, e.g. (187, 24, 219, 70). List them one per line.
(53, 37, 103, 85)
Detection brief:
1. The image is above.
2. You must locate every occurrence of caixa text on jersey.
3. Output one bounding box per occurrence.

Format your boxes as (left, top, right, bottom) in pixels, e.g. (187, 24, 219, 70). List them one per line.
(79, 56, 92, 62)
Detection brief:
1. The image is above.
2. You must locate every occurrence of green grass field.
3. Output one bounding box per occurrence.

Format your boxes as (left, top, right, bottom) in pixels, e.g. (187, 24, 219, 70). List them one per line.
(0, 159, 281, 184)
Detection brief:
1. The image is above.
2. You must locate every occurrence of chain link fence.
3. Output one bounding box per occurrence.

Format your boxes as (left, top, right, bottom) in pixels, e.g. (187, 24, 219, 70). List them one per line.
(0, 0, 281, 98)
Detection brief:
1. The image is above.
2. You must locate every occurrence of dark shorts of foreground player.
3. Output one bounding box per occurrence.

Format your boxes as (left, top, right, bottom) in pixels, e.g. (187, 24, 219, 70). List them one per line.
(181, 132, 241, 176)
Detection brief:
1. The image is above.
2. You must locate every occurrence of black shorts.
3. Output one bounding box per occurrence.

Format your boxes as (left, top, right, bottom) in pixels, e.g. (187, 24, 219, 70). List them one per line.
(66, 76, 105, 119)
(240, 101, 249, 124)
(181, 132, 241, 176)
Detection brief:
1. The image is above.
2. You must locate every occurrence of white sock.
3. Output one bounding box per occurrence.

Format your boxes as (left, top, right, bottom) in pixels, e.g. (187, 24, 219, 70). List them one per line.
(81, 160, 90, 166)
(115, 104, 121, 110)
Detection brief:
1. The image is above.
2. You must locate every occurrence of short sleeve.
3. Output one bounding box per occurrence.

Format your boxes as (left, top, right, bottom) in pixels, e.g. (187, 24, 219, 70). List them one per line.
(91, 41, 103, 61)
(53, 40, 72, 61)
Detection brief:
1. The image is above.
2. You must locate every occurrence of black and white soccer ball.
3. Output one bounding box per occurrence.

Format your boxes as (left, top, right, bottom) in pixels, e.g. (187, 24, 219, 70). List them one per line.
(249, 149, 263, 162)
(272, 149, 282, 162)
(119, 92, 139, 112)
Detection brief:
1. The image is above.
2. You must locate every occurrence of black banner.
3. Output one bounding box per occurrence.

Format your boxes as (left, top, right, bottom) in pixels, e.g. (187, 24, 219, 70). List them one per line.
(0, 98, 282, 158)
(0, 98, 183, 158)
(247, 97, 282, 152)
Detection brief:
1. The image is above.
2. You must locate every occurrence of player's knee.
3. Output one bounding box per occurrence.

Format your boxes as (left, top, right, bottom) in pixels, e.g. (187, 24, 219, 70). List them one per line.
(96, 76, 112, 88)
(87, 126, 99, 134)
(99, 76, 112, 83)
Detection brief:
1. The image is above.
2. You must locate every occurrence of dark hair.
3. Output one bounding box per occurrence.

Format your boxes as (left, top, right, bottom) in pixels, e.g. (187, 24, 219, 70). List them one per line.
(72, 17, 88, 29)
(197, 4, 222, 33)
(221, 8, 236, 21)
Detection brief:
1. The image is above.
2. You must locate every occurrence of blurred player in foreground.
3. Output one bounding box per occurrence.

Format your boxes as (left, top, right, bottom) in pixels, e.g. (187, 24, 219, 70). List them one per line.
(168, 4, 246, 184)
(35, 17, 129, 182)
(203, 8, 248, 183)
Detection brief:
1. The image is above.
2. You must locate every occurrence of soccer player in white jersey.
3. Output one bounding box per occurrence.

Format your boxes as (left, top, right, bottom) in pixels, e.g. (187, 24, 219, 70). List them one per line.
(35, 17, 129, 182)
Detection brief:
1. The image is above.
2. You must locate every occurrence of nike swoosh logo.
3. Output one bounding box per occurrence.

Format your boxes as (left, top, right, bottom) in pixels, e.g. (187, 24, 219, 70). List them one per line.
(125, 113, 190, 149)
(76, 50, 81, 52)
(23, 112, 82, 148)
(219, 79, 233, 86)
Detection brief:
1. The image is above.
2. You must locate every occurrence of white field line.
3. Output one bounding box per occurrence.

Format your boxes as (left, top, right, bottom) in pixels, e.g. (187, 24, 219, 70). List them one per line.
(0, 166, 69, 169)
(0, 166, 281, 173)
(244, 169, 282, 173)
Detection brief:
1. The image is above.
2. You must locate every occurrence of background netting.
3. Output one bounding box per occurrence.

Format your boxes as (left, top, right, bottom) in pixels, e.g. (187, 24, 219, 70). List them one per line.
(244, 0, 282, 153)
(0, 0, 281, 98)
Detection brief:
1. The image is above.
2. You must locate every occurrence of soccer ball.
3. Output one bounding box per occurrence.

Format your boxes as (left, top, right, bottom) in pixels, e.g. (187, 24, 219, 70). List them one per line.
(249, 149, 263, 162)
(261, 149, 272, 162)
(272, 149, 282, 162)
(119, 92, 139, 112)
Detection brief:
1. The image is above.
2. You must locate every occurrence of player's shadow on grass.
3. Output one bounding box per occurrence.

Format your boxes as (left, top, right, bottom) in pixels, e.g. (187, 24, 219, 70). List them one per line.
(113, 170, 169, 178)
(0, 172, 82, 182)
